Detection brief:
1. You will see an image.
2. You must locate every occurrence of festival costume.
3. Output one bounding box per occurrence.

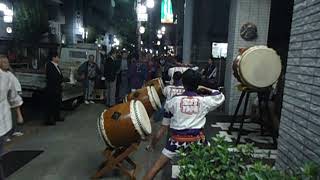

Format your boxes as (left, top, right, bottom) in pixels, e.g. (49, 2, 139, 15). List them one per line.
(162, 90, 225, 159)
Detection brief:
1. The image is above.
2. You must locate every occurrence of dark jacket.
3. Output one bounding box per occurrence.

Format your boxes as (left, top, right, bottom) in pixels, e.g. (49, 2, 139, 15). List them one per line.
(46, 61, 63, 95)
(203, 64, 216, 79)
(77, 61, 101, 81)
(104, 57, 121, 81)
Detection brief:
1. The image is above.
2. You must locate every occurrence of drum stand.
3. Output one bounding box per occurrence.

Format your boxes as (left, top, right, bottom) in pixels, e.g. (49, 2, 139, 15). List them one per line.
(92, 143, 139, 180)
(228, 86, 278, 147)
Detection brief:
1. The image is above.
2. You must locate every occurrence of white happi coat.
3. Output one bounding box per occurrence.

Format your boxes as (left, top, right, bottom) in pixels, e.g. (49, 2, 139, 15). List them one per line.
(162, 84, 185, 126)
(0, 69, 23, 136)
(164, 90, 225, 130)
(167, 66, 199, 85)
(162, 84, 185, 101)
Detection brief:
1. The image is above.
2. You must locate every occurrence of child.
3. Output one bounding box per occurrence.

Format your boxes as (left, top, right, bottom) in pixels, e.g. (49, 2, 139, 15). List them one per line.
(143, 69, 225, 180)
(146, 71, 185, 151)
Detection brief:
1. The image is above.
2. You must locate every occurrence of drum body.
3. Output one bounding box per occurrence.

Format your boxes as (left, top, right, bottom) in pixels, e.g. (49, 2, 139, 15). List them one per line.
(145, 78, 165, 99)
(124, 86, 161, 116)
(232, 46, 281, 89)
(97, 100, 151, 148)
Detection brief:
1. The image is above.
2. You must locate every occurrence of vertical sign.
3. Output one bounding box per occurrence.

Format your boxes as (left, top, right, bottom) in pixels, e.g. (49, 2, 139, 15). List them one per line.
(161, 0, 173, 24)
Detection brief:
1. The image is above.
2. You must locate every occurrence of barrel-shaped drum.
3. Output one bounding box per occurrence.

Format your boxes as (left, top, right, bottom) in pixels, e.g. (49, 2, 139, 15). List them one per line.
(145, 78, 165, 99)
(232, 46, 282, 89)
(97, 100, 151, 148)
(124, 86, 161, 116)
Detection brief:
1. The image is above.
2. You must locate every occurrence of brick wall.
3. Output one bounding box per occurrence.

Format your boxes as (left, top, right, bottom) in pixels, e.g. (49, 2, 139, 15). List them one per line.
(276, 0, 320, 169)
(225, 0, 271, 114)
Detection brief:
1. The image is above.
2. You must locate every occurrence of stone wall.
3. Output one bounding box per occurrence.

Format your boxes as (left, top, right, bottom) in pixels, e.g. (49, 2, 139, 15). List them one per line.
(276, 0, 320, 169)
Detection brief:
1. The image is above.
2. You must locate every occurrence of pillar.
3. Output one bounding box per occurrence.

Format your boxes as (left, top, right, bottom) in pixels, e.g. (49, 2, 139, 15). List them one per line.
(224, 0, 271, 114)
(183, 0, 194, 64)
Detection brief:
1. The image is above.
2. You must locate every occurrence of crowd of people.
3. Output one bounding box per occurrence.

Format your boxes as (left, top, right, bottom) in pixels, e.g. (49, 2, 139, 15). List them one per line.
(76, 48, 218, 108)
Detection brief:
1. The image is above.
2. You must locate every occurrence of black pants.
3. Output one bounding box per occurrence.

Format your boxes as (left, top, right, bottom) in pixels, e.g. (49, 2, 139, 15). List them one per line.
(46, 93, 62, 123)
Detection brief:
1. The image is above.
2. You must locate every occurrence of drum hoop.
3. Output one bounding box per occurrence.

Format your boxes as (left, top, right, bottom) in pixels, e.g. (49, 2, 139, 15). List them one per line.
(97, 110, 115, 148)
(130, 100, 148, 140)
(147, 86, 159, 110)
(150, 86, 161, 109)
(158, 78, 165, 90)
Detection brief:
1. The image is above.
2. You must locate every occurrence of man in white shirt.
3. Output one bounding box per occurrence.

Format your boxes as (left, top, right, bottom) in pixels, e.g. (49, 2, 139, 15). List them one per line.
(144, 69, 225, 180)
(0, 55, 23, 179)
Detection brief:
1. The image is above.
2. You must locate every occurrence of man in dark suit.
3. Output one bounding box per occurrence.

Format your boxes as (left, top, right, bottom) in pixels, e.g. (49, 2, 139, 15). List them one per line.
(45, 51, 64, 125)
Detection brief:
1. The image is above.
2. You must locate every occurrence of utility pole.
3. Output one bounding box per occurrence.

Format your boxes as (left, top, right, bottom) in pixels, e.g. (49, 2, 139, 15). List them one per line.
(137, 0, 142, 58)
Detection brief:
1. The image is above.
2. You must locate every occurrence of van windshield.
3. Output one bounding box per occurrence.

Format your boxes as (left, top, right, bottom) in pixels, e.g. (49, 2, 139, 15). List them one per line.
(69, 51, 87, 59)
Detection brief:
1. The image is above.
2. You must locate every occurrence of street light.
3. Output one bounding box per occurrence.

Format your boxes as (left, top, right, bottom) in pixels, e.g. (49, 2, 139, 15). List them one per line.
(146, 0, 155, 8)
(157, 41, 161, 45)
(161, 26, 166, 33)
(157, 33, 162, 39)
(139, 26, 145, 34)
(6, 26, 12, 34)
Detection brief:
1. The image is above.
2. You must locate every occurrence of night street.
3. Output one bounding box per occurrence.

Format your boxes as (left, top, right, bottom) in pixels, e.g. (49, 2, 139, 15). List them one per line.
(0, 0, 319, 179)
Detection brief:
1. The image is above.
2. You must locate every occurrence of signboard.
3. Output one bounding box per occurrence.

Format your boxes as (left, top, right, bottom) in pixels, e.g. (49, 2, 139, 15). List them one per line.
(138, 13, 148, 22)
(161, 0, 173, 24)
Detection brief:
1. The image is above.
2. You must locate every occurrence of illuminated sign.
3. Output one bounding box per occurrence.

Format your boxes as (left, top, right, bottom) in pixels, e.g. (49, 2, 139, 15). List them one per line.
(161, 0, 173, 24)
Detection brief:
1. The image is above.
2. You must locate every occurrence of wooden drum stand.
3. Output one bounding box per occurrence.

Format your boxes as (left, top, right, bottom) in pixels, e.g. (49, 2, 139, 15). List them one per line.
(92, 143, 139, 180)
(228, 85, 278, 147)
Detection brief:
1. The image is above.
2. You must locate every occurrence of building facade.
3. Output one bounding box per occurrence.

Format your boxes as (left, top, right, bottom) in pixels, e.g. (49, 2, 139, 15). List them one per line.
(276, 0, 320, 168)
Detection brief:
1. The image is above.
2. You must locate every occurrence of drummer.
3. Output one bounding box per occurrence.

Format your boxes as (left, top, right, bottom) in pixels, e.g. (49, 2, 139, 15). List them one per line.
(146, 71, 185, 152)
(167, 65, 199, 85)
(143, 69, 225, 180)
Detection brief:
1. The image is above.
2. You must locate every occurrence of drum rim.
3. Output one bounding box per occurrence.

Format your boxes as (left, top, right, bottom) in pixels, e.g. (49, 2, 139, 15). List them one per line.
(130, 100, 151, 140)
(97, 110, 115, 148)
(158, 78, 165, 90)
(238, 46, 281, 88)
(147, 86, 161, 110)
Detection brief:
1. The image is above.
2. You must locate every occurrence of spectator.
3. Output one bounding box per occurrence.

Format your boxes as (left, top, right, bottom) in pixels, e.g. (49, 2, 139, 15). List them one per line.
(104, 49, 120, 107)
(0, 55, 23, 180)
(117, 51, 130, 102)
(0, 57, 24, 140)
(202, 56, 217, 80)
(128, 54, 147, 92)
(200, 56, 218, 89)
(78, 55, 101, 104)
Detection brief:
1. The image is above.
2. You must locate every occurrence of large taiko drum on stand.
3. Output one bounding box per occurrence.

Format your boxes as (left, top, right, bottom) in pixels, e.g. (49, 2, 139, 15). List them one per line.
(145, 78, 165, 99)
(233, 46, 282, 89)
(124, 86, 161, 116)
(97, 100, 151, 148)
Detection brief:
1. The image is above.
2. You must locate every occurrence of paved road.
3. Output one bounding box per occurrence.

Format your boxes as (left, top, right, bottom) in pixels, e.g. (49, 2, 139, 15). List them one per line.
(6, 103, 169, 180)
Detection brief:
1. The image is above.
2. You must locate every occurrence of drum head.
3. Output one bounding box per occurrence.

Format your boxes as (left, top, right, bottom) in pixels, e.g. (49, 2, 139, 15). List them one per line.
(239, 46, 281, 88)
(147, 86, 162, 110)
(130, 100, 152, 140)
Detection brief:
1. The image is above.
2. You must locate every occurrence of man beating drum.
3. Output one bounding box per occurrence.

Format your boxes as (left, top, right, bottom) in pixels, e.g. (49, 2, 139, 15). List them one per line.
(146, 71, 185, 152)
(143, 69, 225, 180)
